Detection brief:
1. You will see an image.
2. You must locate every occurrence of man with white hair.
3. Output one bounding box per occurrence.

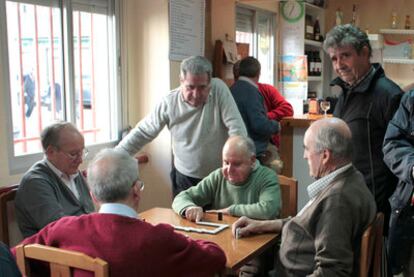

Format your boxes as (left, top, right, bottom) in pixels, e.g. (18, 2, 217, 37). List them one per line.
(117, 55, 247, 196)
(15, 149, 226, 277)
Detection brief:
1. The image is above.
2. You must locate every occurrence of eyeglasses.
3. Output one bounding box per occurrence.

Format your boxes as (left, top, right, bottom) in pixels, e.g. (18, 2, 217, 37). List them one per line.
(135, 179, 145, 191)
(59, 148, 89, 161)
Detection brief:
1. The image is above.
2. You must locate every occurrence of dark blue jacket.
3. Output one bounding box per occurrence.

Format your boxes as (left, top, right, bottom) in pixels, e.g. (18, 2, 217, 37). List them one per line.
(383, 90, 414, 274)
(230, 79, 279, 155)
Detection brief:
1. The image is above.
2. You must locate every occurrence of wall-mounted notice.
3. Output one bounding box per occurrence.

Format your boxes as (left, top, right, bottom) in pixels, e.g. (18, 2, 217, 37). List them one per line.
(169, 0, 205, 61)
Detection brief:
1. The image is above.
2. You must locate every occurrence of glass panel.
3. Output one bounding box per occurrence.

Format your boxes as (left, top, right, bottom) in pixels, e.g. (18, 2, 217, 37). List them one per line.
(72, 9, 114, 146)
(6, 1, 64, 156)
(257, 13, 274, 84)
(236, 7, 254, 56)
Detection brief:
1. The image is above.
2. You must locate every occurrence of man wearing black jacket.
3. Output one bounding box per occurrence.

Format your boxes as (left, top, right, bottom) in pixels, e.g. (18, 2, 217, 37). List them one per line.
(323, 24, 403, 233)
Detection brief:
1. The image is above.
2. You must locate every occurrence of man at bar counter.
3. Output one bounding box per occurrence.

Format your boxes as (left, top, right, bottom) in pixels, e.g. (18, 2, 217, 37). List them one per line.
(116, 55, 247, 197)
(233, 118, 376, 276)
(323, 24, 403, 233)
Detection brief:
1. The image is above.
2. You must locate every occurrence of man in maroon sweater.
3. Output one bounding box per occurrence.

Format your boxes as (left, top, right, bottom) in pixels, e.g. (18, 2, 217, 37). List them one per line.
(13, 149, 226, 277)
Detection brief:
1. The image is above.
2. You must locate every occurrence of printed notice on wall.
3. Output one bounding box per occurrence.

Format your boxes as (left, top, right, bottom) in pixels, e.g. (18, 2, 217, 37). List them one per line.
(169, 0, 205, 61)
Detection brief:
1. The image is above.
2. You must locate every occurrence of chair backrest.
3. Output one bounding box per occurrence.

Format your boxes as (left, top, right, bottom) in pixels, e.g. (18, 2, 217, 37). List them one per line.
(0, 184, 22, 246)
(359, 213, 384, 277)
(15, 244, 109, 277)
(278, 175, 298, 218)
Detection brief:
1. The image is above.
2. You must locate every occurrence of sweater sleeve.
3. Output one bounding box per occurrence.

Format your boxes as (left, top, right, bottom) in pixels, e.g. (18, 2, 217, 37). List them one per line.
(116, 97, 169, 155)
(172, 170, 219, 215)
(229, 169, 281, 220)
(383, 91, 414, 185)
(259, 83, 294, 121)
(152, 224, 226, 276)
(214, 78, 248, 137)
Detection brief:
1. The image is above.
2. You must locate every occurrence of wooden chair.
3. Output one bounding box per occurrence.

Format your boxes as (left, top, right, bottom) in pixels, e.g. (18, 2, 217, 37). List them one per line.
(0, 184, 22, 246)
(359, 213, 384, 277)
(278, 175, 298, 218)
(15, 244, 109, 277)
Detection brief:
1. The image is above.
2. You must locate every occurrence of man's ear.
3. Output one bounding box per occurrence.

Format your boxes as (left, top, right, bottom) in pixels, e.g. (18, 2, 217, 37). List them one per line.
(45, 145, 55, 156)
(321, 149, 331, 165)
(360, 45, 370, 58)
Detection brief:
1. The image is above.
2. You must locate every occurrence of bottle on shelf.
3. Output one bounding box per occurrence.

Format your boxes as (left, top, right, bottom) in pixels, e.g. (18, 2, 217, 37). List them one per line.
(405, 15, 411, 29)
(351, 4, 357, 26)
(391, 11, 398, 29)
(335, 8, 343, 26)
(309, 52, 315, 76)
(314, 17, 321, 41)
(305, 15, 314, 40)
(314, 51, 322, 76)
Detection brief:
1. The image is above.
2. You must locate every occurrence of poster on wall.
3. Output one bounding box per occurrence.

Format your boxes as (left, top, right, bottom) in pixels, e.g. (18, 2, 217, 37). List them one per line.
(279, 55, 308, 114)
(279, 0, 305, 55)
(169, 0, 205, 61)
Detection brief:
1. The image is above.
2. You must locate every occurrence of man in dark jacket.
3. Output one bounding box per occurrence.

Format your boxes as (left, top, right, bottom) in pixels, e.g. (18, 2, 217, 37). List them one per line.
(383, 90, 414, 276)
(323, 24, 403, 233)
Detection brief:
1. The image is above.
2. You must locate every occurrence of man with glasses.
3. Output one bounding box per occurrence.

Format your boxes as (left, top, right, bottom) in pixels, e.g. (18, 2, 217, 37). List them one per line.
(14, 149, 226, 277)
(117, 56, 247, 197)
(15, 122, 94, 238)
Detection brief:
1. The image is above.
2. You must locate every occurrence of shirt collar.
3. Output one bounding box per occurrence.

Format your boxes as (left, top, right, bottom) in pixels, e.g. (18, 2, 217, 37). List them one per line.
(238, 76, 258, 88)
(307, 163, 352, 199)
(45, 158, 78, 181)
(99, 203, 139, 219)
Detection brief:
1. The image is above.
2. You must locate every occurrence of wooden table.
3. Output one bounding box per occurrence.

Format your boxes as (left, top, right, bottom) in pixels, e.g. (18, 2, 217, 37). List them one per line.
(140, 207, 279, 271)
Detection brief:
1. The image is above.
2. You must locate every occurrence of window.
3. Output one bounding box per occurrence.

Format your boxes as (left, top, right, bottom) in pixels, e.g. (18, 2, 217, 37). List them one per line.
(236, 6, 275, 85)
(1, 0, 121, 173)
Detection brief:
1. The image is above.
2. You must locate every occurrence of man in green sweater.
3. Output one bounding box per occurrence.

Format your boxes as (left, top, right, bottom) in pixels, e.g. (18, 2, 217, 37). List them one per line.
(172, 135, 281, 221)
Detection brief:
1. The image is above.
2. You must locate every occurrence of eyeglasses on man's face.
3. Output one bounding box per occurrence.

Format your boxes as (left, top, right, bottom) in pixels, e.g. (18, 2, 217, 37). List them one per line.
(58, 148, 89, 161)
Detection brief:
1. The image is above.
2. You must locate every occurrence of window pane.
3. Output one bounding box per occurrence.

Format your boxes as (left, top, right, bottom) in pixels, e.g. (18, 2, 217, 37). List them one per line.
(257, 13, 274, 84)
(72, 8, 116, 146)
(6, 1, 64, 156)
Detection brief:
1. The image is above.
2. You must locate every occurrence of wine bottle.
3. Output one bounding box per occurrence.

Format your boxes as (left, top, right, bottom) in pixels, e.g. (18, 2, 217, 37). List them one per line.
(314, 17, 321, 41)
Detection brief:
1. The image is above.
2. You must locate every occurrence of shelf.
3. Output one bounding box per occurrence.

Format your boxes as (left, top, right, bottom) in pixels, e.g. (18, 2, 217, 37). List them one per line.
(305, 39, 322, 47)
(308, 76, 322, 81)
(383, 58, 414, 64)
(305, 2, 324, 12)
(379, 29, 414, 35)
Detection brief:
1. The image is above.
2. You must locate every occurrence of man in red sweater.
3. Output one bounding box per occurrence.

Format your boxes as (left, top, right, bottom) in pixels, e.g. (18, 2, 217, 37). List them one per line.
(233, 60, 293, 147)
(13, 149, 226, 277)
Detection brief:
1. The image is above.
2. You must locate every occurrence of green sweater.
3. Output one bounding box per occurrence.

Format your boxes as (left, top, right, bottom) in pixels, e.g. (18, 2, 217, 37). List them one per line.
(172, 162, 281, 220)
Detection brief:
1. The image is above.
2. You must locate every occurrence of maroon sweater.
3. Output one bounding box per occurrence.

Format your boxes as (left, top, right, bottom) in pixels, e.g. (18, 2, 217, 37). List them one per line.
(13, 213, 226, 277)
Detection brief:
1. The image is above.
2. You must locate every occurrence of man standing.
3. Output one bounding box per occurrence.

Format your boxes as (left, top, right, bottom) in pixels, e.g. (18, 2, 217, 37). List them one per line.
(15, 122, 94, 237)
(233, 118, 376, 276)
(383, 90, 414, 276)
(15, 149, 226, 277)
(172, 136, 281, 221)
(230, 57, 280, 160)
(117, 56, 247, 196)
(323, 24, 403, 228)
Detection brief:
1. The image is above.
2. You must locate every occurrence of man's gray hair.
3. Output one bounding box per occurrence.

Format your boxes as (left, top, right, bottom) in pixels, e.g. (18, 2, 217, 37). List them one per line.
(229, 135, 256, 157)
(313, 121, 353, 161)
(180, 56, 212, 81)
(323, 24, 372, 57)
(87, 148, 138, 203)
(41, 121, 79, 150)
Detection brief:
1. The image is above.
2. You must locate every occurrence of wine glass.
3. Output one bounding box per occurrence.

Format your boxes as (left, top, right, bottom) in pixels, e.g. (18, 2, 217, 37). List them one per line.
(320, 100, 331, 117)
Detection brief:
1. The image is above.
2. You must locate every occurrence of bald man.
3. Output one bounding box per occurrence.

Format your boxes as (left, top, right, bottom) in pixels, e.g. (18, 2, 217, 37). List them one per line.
(233, 118, 376, 276)
(172, 135, 281, 222)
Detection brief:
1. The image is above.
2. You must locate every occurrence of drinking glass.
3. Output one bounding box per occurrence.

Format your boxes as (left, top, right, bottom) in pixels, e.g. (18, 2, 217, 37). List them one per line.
(320, 100, 331, 117)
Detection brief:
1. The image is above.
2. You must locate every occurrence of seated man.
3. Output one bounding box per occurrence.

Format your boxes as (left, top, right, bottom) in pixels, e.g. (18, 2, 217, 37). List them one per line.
(233, 118, 376, 276)
(230, 57, 280, 160)
(172, 135, 281, 221)
(15, 122, 94, 237)
(14, 149, 226, 277)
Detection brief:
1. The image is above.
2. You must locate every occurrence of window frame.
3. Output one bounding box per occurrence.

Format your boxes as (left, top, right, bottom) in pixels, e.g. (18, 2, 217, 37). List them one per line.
(0, 0, 123, 175)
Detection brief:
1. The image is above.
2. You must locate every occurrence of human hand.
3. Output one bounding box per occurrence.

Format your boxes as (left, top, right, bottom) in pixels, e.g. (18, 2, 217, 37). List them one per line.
(238, 257, 261, 277)
(184, 206, 203, 222)
(231, 216, 261, 238)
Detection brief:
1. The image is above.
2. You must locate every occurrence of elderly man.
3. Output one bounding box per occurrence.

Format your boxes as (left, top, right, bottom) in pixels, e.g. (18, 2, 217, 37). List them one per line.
(14, 149, 226, 277)
(230, 57, 280, 161)
(383, 90, 414, 276)
(117, 56, 247, 196)
(15, 122, 94, 238)
(172, 136, 281, 221)
(323, 24, 403, 231)
(233, 118, 376, 276)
